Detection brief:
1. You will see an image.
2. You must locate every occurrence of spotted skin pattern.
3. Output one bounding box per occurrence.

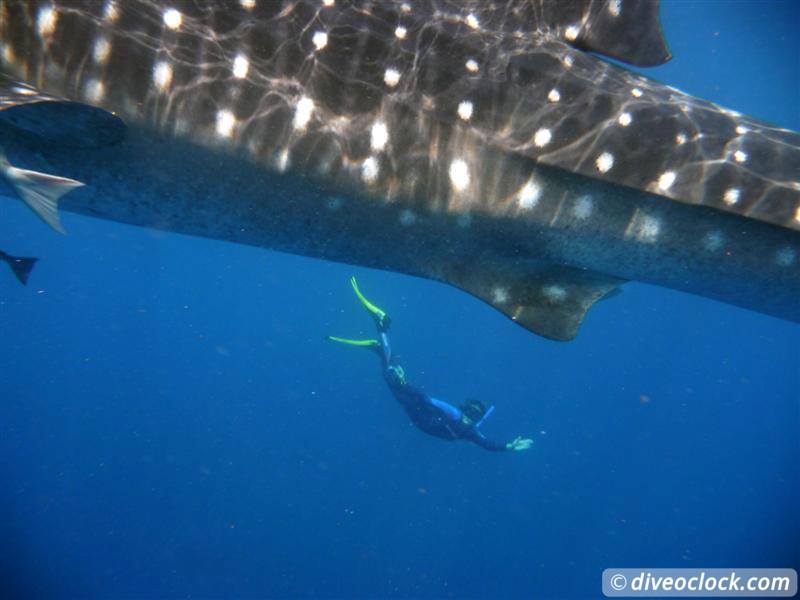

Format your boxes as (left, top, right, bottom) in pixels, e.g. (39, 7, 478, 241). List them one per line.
(0, 0, 797, 339)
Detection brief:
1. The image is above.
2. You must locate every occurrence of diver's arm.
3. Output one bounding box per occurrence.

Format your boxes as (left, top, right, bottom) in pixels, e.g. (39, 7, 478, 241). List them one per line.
(467, 429, 511, 452)
(468, 430, 533, 452)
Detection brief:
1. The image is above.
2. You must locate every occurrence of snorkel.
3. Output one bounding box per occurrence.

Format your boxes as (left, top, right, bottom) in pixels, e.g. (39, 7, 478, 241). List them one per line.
(474, 405, 495, 429)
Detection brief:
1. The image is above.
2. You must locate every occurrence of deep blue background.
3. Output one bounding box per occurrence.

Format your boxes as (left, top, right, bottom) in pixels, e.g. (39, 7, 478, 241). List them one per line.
(1, 1, 798, 598)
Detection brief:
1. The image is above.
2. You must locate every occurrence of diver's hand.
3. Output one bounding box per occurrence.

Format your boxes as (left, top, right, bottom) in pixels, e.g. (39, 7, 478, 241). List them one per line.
(506, 436, 534, 451)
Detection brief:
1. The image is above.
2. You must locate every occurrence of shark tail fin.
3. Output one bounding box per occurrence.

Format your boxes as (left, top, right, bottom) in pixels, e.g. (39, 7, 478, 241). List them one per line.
(0, 251, 38, 285)
(0, 154, 83, 234)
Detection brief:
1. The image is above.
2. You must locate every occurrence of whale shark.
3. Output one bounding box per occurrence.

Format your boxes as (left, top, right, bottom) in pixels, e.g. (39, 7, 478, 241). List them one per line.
(0, 0, 797, 340)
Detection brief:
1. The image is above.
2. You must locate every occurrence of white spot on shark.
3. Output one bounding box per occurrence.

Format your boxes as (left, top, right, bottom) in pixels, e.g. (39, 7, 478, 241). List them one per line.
(618, 112, 632, 127)
(596, 152, 614, 173)
(657, 171, 676, 191)
(466, 13, 479, 29)
(562, 55, 574, 68)
(93, 38, 111, 63)
(103, 1, 119, 21)
(733, 150, 748, 163)
(736, 125, 749, 135)
(543, 285, 567, 303)
(84, 79, 104, 102)
(394, 26, 407, 39)
(534, 128, 552, 147)
(548, 89, 561, 103)
(153, 61, 173, 91)
(449, 159, 470, 191)
(37, 5, 57, 37)
(572, 195, 593, 220)
(564, 25, 580, 41)
(293, 96, 314, 130)
(723, 188, 740, 205)
(492, 287, 509, 304)
(233, 54, 249, 78)
(676, 133, 687, 145)
(631, 87, 643, 98)
(626, 210, 661, 243)
(465, 59, 479, 73)
(457, 100, 473, 121)
(312, 31, 328, 51)
(276, 148, 290, 172)
(370, 121, 389, 151)
(776, 247, 796, 267)
(384, 68, 401, 87)
(2, 44, 15, 64)
(240, 0, 256, 9)
(163, 8, 182, 30)
(638, 216, 661, 242)
(216, 110, 236, 138)
(362, 157, 379, 183)
(322, 0, 335, 6)
(518, 179, 542, 209)
(703, 231, 725, 252)
(608, 0, 622, 17)
(399, 209, 416, 226)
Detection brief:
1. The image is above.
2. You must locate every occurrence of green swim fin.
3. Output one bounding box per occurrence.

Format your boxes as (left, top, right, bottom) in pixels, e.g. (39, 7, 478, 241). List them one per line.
(327, 335, 379, 348)
(350, 276, 390, 329)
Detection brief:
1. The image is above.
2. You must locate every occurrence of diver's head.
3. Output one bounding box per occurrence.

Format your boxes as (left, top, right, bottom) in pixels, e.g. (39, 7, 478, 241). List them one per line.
(460, 398, 487, 425)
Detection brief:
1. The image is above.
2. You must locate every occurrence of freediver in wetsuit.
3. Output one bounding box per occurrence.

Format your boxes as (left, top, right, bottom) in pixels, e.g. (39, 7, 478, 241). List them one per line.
(328, 277, 534, 452)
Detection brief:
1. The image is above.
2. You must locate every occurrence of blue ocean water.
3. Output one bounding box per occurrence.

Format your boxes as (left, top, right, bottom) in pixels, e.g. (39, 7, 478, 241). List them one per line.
(0, 1, 798, 598)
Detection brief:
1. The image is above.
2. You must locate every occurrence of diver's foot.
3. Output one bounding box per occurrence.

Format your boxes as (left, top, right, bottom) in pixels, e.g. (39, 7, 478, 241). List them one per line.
(350, 276, 391, 331)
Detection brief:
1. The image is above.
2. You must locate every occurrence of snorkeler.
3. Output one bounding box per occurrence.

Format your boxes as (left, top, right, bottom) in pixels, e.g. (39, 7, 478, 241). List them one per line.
(328, 277, 534, 452)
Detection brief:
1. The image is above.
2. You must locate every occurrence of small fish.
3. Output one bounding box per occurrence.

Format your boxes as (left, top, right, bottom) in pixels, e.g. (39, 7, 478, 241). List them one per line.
(0, 148, 83, 234)
(0, 249, 37, 285)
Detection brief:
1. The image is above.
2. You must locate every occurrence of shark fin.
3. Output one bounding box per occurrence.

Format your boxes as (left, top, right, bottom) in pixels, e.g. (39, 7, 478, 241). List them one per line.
(0, 74, 125, 147)
(0, 251, 37, 285)
(0, 155, 83, 234)
(567, 0, 671, 67)
(439, 264, 625, 341)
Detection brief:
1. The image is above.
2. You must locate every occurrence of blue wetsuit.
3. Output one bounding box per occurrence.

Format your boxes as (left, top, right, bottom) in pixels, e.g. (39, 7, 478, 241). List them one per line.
(376, 331, 507, 452)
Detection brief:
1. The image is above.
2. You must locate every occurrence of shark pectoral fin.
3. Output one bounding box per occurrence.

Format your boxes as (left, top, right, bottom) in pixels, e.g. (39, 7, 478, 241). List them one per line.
(0, 252, 37, 285)
(0, 76, 113, 233)
(0, 74, 125, 147)
(0, 157, 83, 233)
(439, 264, 625, 341)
